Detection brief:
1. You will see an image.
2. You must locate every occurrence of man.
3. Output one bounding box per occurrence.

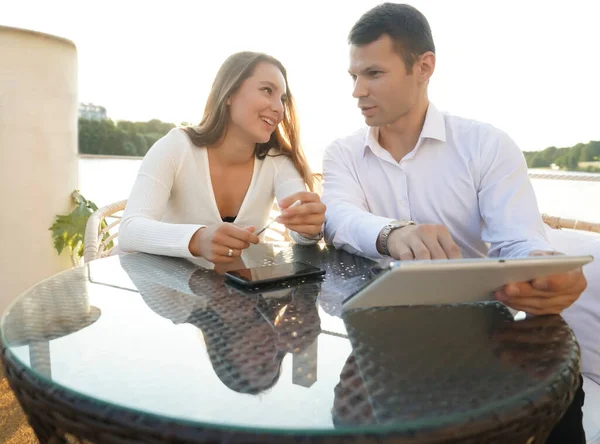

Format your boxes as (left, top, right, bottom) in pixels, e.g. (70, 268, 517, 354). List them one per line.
(321, 3, 587, 442)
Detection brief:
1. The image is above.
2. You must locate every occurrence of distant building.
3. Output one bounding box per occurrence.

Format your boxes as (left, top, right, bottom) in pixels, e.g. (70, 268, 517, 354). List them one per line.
(79, 103, 107, 121)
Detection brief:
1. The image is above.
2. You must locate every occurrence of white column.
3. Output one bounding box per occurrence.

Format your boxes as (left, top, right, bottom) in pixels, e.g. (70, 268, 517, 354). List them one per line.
(0, 26, 78, 314)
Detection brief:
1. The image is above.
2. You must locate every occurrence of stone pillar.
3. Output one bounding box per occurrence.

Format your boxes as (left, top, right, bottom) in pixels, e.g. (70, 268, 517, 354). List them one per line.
(0, 26, 78, 314)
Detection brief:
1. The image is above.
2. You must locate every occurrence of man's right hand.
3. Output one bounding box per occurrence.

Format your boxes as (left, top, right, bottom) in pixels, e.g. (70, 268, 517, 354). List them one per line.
(386, 224, 462, 260)
(189, 223, 259, 263)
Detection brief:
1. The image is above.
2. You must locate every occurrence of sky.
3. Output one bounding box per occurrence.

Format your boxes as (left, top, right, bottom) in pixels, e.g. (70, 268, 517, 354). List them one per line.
(3, 0, 600, 168)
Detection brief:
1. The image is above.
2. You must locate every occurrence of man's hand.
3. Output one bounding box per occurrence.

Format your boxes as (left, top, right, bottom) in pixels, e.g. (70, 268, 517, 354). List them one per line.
(276, 191, 326, 238)
(494, 250, 587, 315)
(385, 224, 462, 260)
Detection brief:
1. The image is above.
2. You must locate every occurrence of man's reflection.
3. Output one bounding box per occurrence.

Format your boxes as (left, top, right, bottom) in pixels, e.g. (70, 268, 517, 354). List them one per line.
(490, 313, 576, 380)
(331, 304, 573, 428)
(120, 252, 322, 395)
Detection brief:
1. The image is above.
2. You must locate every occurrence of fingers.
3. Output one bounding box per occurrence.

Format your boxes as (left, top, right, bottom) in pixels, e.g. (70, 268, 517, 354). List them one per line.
(388, 224, 460, 261)
(276, 199, 325, 236)
(285, 224, 322, 236)
(407, 238, 431, 260)
(221, 223, 259, 244)
(501, 270, 587, 299)
(420, 235, 448, 260)
(419, 225, 461, 259)
(496, 293, 577, 315)
(437, 231, 462, 259)
(212, 244, 242, 259)
(531, 269, 586, 292)
(395, 246, 415, 261)
(279, 201, 326, 218)
(278, 191, 319, 209)
(495, 280, 581, 315)
(213, 231, 250, 250)
(211, 244, 242, 264)
(277, 213, 324, 226)
(502, 282, 539, 298)
(207, 253, 235, 264)
(203, 224, 260, 263)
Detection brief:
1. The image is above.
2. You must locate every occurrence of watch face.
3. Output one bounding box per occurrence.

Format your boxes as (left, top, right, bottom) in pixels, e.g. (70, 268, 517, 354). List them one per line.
(392, 220, 414, 229)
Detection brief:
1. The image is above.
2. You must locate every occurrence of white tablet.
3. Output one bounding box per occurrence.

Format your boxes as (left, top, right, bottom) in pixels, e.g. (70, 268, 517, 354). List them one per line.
(342, 255, 594, 311)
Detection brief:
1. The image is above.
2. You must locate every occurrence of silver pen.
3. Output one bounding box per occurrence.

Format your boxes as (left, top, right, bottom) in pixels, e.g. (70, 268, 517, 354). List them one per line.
(255, 200, 301, 236)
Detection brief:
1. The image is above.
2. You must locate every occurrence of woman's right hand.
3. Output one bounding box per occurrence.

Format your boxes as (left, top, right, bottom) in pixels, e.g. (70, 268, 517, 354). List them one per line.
(189, 223, 259, 263)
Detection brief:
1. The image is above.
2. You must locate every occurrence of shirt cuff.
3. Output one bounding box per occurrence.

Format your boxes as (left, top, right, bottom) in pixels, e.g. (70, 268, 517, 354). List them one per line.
(359, 217, 396, 259)
(328, 215, 393, 259)
(290, 224, 324, 245)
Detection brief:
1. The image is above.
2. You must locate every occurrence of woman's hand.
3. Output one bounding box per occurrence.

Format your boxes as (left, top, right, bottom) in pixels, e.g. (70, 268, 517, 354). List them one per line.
(276, 191, 326, 238)
(189, 223, 259, 263)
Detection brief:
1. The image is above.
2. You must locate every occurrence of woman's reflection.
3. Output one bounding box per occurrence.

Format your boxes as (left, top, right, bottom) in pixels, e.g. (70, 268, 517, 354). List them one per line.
(332, 354, 375, 427)
(120, 252, 322, 395)
(188, 268, 322, 394)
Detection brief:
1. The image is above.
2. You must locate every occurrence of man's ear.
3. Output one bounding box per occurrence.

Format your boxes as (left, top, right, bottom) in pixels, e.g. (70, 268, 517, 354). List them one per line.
(226, 96, 231, 106)
(418, 51, 436, 83)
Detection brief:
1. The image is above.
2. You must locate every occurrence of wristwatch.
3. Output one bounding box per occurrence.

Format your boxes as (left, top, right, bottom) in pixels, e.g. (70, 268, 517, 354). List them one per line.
(377, 220, 416, 256)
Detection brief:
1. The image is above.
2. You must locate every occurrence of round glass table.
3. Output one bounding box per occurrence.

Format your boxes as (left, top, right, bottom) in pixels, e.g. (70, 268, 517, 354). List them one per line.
(0, 243, 581, 443)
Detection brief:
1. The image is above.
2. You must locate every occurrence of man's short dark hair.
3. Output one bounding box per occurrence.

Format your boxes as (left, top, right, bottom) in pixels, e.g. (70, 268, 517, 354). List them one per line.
(349, 3, 435, 72)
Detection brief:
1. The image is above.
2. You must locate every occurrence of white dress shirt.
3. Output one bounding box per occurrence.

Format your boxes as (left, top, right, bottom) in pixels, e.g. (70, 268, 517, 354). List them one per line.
(322, 103, 551, 259)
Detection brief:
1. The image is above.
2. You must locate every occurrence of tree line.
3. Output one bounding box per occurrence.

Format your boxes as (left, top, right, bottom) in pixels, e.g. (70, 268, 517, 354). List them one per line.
(79, 117, 600, 173)
(523, 140, 600, 172)
(78, 118, 184, 157)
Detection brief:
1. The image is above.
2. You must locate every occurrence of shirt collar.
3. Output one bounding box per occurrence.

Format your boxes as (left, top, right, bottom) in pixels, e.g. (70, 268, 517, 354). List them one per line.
(363, 102, 447, 157)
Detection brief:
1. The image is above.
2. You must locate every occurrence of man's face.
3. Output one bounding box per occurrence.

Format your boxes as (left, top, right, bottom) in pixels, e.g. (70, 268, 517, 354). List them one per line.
(349, 35, 421, 127)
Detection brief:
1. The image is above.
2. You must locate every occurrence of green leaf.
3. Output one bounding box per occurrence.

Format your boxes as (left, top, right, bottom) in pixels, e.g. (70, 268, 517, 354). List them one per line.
(49, 190, 104, 263)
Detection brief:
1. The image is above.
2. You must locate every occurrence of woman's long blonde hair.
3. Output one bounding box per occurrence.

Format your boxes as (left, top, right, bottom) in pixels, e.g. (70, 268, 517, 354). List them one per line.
(183, 52, 315, 191)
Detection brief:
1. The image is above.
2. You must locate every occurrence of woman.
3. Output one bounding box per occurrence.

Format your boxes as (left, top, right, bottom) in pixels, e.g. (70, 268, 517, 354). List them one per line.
(119, 51, 325, 262)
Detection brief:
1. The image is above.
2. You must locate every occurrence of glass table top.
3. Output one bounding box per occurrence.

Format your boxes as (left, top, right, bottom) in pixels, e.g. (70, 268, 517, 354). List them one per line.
(1, 243, 579, 435)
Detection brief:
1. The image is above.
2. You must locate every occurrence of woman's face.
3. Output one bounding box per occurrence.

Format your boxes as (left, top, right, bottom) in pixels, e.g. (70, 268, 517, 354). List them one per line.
(227, 61, 287, 144)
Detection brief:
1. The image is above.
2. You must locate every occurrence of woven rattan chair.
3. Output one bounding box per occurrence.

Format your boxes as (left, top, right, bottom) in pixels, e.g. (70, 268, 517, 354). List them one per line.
(83, 200, 127, 263)
(542, 214, 600, 234)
